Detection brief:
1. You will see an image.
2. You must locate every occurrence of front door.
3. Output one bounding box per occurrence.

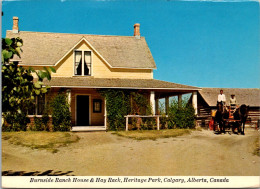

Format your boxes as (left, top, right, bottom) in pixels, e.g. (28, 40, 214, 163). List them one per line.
(76, 95, 90, 126)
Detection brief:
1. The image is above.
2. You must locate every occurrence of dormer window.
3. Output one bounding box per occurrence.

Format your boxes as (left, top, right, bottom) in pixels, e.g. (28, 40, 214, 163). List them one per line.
(74, 50, 92, 76)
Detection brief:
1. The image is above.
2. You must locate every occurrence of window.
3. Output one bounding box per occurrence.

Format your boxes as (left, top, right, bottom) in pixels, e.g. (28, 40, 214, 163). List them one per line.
(74, 50, 92, 76)
(93, 99, 102, 113)
(28, 94, 46, 115)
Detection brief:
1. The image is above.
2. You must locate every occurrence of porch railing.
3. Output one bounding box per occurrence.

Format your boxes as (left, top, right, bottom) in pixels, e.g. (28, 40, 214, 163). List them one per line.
(124, 115, 168, 131)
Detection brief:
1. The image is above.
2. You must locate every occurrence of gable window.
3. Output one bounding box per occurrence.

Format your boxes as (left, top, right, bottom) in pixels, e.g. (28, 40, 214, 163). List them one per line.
(74, 50, 92, 76)
(28, 94, 46, 115)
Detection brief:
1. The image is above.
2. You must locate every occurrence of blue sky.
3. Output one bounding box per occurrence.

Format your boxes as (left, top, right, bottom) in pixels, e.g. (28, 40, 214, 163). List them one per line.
(1, 0, 259, 88)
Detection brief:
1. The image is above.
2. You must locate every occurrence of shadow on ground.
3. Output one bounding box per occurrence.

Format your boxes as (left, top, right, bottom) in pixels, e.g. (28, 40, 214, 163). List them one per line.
(214, 130, 242, 135)
(2, 170, 74, 176)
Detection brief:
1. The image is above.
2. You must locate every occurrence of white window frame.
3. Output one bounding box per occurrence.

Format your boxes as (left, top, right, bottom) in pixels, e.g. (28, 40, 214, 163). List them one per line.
(74, 50, 92, 76)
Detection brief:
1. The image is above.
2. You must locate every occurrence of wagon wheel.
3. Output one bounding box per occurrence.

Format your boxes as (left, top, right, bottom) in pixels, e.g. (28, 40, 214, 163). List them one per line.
(223, 121, 231, 134)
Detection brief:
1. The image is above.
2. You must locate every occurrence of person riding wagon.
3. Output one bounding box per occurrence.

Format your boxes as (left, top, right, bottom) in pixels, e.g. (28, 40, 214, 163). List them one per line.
(217, 89, 226, 105)
(230, 94, 237, 107)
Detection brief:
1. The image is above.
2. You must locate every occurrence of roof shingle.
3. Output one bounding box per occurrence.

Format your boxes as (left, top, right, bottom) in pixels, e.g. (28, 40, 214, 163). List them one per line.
(6, 31, 156, 69)
(43, 77, 200, 90)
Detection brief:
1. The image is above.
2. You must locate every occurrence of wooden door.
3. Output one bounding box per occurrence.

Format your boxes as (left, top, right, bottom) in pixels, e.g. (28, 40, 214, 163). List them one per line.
(76, 95, 90, 126)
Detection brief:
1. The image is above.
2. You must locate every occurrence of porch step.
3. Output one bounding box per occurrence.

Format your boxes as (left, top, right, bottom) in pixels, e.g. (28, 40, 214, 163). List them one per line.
(71, 126, 106, 132)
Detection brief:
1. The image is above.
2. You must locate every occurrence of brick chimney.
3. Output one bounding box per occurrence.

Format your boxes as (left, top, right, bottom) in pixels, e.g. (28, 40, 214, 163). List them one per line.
(134, 23, 140, 39)
(12, 16, 19, 33)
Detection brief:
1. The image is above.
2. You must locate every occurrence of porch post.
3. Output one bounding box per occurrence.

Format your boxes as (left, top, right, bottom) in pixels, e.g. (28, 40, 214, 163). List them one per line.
(104, 98, 107, 130)
(66, 89, 71, 112)
(178, 94, 182, 108)
(192, 91, 198, 115)
(165, 97, 169, 114)
(150, 91, 155, 115)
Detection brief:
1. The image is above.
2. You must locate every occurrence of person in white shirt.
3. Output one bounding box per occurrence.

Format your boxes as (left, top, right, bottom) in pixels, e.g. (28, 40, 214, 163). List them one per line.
(229, 94, 238, 114)
(230, 94, 237, 107)
(217, 89, 226, 105)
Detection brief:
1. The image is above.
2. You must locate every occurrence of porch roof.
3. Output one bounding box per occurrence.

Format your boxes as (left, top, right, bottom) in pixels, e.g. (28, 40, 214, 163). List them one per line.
(43, 77, 200, 91)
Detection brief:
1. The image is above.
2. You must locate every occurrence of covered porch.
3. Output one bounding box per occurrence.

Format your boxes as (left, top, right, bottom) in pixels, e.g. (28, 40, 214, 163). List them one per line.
(44, 77, 201, 131)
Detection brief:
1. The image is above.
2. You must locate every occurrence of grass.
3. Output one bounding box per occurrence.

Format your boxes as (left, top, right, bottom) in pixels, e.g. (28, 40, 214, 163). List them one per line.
(112, 129, 192, 140)
(2, 131, 80, 153)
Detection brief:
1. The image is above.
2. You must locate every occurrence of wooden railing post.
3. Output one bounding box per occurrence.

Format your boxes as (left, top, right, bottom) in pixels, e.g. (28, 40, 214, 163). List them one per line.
(124, 115, 166, 131)
(157, 116, 160, 130)
(126, 116, 129, 131)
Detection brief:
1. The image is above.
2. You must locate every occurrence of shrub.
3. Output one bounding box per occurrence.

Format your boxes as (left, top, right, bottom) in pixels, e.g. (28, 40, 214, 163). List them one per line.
(131, 92, 155, 130)
(34, 116, 44, 131)
(158, 102, 168, 129)
(99, 89, 152, 131)
(131, 92, 151, 115)
(42, 109, 50, 131)
(50, 93, 71, 131)
(167, 98, 195, 129)
(99, 89, 131, 131)
(2, 112, 29, 131)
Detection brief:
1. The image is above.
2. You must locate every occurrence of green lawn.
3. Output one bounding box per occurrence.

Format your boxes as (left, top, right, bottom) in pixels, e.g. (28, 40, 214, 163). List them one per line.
(2, 131, 80, 153)
(112, 129, 192, 140)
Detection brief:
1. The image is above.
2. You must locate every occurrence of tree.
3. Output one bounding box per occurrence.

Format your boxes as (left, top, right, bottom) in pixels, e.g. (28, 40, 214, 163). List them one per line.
(2, 37, 55, 131)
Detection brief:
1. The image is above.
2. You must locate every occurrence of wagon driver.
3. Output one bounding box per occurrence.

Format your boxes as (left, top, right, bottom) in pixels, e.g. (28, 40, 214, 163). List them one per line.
(230, 94, 237, 107)
(217, 89, 226, 105)
(229, 94, 238, 113)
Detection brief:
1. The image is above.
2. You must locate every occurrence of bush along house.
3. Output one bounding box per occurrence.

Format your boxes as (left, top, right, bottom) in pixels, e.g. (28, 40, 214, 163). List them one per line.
(6, 17, 201, 131)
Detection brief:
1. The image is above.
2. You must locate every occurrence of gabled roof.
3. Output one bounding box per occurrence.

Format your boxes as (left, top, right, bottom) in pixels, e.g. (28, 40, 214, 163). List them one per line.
(42, 77, 200, 91)
(199, 88, 260, 107)
(6, 31, 156, 69)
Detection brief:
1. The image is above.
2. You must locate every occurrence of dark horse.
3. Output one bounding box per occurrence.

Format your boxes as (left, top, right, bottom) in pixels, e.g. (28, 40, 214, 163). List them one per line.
(215, 102, 229, 133)
(233, 104, 249, 135)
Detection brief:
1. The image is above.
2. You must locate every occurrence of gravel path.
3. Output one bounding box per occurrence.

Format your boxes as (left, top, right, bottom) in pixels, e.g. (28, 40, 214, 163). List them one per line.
(2, 129, 260, 176)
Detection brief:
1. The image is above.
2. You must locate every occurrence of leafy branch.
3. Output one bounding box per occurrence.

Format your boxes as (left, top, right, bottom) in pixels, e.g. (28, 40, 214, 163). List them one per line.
(2, 37, 55, 131)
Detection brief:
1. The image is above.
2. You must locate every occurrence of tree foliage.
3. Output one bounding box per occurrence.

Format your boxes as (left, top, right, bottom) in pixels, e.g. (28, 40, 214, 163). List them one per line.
(50, 93, 72, 131)
(1, 37, 55, 131)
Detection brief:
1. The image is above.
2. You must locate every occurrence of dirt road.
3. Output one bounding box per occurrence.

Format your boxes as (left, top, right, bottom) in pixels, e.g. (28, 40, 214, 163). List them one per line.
(2, 129, 260, 176)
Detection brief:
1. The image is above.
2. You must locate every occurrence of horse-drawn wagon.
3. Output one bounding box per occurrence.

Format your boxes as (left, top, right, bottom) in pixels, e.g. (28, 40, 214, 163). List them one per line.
(209, 102, 249, 135)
